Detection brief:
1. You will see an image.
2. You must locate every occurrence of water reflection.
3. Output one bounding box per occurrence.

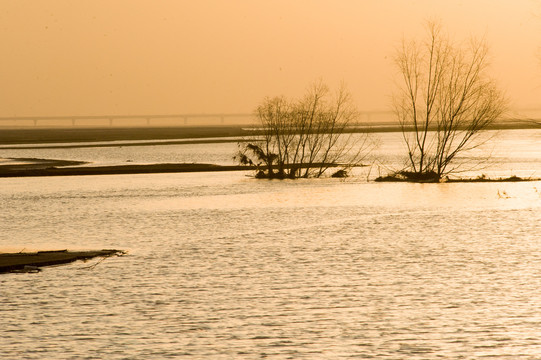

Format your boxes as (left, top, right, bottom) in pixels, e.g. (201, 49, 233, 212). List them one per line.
(1, 130, 541, 359)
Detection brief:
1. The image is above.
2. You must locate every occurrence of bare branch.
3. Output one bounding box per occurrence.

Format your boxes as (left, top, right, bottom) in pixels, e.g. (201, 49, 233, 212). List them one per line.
(392, 21, 507, 181)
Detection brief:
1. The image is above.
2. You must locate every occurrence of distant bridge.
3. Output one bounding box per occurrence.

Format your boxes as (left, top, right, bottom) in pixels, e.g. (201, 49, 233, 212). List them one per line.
(0, 113, 255, 127)
(0, 111, 395, 127)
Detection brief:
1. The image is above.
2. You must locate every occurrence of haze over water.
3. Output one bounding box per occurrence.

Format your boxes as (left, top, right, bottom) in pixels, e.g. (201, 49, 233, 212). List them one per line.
(2, 1, 541, 120)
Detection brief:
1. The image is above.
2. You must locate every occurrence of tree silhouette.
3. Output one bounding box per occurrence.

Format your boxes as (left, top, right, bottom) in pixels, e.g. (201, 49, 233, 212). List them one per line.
(392, 22, 507, 181)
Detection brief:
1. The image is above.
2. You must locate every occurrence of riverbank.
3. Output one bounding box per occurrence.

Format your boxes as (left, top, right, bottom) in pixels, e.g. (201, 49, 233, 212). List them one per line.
(0, 120, 539, 146)
(0, 126, 250, 146)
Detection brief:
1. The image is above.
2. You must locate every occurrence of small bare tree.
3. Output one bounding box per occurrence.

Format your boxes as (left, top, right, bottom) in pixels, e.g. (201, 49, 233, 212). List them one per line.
(236, 82, 371, 179)
(392, 22, 507, 181)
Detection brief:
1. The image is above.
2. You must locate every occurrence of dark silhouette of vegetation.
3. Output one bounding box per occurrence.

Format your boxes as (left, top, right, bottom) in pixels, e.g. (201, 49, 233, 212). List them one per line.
(388, 22, 507, 182)
(375, 173, 540, 183)
(235, 82, 372, 179)
(375, 170, 440, 183)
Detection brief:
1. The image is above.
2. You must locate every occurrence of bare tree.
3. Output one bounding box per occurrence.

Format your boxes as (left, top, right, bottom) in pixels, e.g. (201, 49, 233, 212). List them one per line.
(392, 22, 507, 181)
(235, 82, 372, 179)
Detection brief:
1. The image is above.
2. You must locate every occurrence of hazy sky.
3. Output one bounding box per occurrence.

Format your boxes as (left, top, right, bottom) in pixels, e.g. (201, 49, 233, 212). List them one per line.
(1, 0, 541, 117)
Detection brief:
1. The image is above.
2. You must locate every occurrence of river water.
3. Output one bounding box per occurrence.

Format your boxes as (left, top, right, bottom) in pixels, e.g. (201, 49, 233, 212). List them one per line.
(1, 129, 540, 359)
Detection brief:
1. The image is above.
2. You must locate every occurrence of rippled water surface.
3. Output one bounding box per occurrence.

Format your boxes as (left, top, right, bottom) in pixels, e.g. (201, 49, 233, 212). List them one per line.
(1, 130, 541, 359)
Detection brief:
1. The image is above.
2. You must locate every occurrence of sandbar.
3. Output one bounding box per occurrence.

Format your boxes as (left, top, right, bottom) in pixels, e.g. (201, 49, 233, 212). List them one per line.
(0, 249, 126, 273)
(0, 159, 255, 177)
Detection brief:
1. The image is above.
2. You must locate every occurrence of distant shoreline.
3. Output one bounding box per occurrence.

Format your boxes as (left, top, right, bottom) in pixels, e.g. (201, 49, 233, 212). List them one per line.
(1, 123, 540, 178)
(0, 122, 539, 147)
(0, 126, 251, 146)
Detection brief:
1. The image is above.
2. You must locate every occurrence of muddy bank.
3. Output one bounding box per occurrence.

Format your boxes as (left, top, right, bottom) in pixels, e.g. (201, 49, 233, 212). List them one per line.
(0, 159, 255, 177)
(0, 249, 126, 273)
(0, 158, 87, 171)
(1, 121, 538, 147)
(0, 126, 251, 145)
(0, 158, 350, 178)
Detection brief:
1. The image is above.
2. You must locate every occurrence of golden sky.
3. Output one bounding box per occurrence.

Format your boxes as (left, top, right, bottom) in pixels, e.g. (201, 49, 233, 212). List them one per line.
(1, 0, 540, 117)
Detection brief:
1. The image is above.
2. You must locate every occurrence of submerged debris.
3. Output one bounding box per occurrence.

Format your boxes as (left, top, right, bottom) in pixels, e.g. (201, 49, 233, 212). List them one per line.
(331, 169, 349, 178)
(10, 265, 41, 273)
